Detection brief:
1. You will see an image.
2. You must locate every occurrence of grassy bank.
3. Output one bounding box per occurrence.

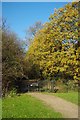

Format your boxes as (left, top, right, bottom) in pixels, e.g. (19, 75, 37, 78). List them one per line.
(2, 94, 62, 118)
(53, 92, 78, 105)
(43, 92, 78, 105)
(0, 99, 2, 119)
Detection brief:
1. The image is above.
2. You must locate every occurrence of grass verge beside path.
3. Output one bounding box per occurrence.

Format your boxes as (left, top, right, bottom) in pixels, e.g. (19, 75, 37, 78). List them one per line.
(2, 94, 62, 118)
(0, 99, 2, 119)
(43, 92, 78, 105)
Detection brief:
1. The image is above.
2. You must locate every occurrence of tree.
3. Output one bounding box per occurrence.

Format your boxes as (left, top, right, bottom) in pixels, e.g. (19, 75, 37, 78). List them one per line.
(25, 21, 43, 47)
(26, 2, 79, 85)
(2, 28, 25, 95)
(28, 21, 43, 37)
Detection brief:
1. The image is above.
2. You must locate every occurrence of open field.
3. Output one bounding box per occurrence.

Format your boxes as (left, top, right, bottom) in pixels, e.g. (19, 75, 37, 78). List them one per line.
(2, 94, 62, 118)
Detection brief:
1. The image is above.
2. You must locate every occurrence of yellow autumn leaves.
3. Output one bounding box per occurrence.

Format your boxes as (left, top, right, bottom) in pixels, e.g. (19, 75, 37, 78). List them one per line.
(26, 2, 79, 81)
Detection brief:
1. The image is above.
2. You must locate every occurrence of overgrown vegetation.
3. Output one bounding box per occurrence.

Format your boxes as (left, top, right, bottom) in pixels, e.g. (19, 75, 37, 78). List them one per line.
(2, 28, 26, 96)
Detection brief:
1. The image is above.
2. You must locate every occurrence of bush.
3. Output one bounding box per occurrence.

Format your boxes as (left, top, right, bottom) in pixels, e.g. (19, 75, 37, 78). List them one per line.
(8, 88, 17, 97)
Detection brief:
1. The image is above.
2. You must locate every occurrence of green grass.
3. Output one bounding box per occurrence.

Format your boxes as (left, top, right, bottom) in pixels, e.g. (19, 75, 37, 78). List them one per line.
(2, 94, 62, 118)
(0, 99, 2, 119)
(43, 92, 78, 105)
(53, 92, 78, 105)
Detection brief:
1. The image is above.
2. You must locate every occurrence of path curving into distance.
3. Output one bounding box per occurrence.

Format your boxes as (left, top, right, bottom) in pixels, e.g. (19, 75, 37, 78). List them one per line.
(28, 92, 79, 118)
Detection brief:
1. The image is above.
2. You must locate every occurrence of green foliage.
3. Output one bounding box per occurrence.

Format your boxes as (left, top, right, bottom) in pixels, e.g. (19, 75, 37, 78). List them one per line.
(8, 88, 17, 97)
(2, 94, 62, 118)
(2, 29, 25, 95)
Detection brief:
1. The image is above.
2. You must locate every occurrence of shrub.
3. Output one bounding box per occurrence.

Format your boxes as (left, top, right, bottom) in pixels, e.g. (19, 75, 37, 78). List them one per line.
(8, 88, 17, 97)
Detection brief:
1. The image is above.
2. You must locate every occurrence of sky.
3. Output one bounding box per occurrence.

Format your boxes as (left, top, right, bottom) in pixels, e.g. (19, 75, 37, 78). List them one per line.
(2, 2, 68, 40)
(0, 2, 2, 17)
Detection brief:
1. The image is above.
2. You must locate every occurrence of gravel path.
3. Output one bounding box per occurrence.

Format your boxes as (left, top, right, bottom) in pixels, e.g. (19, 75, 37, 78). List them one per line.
(28, 92, 79, 118)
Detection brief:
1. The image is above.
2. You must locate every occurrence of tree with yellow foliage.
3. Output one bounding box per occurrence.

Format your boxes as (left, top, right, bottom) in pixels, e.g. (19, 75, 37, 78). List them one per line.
(26, 2, 79, 86)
